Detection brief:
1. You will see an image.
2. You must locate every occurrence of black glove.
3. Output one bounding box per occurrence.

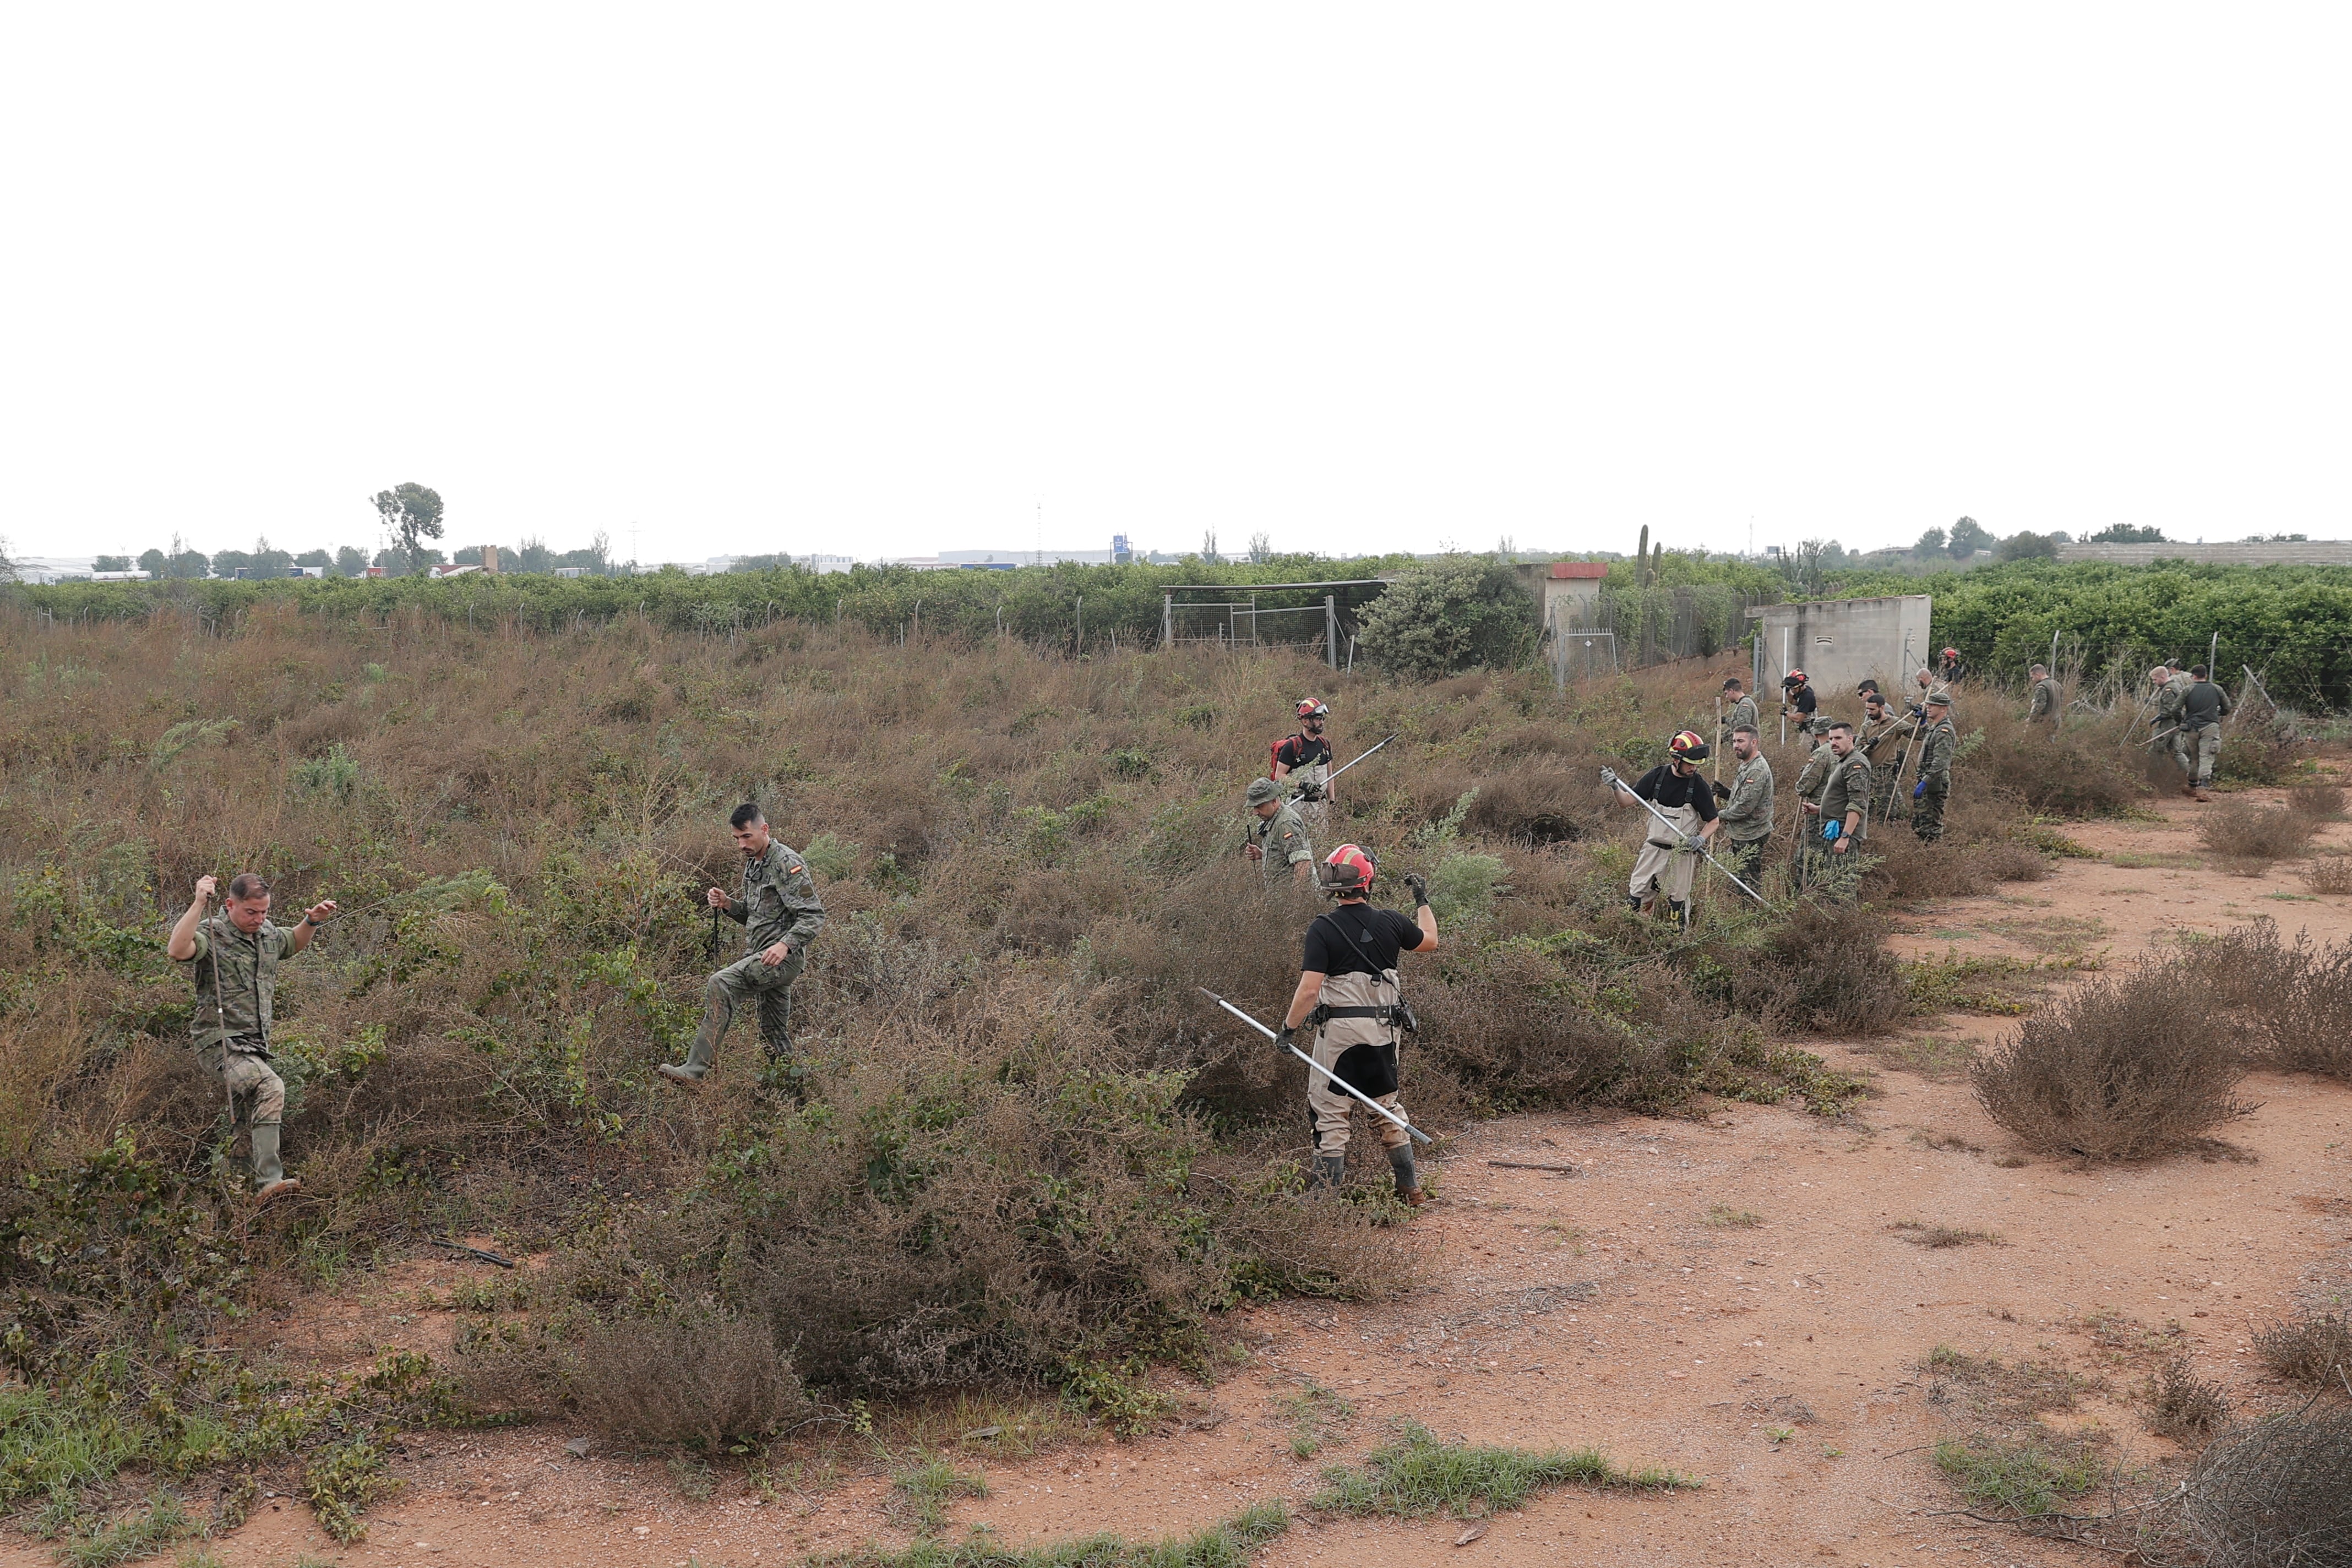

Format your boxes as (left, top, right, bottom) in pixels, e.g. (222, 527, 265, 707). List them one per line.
(1274, 1025, 1298, 1054)
(1295, 782, 1324, 802)
(1711, 778, 1731, 801)
(1403, 872, 1430, 905)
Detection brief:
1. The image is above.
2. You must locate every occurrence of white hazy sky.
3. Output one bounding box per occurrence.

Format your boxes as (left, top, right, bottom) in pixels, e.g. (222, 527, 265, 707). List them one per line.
(4, 6, 2346, 565)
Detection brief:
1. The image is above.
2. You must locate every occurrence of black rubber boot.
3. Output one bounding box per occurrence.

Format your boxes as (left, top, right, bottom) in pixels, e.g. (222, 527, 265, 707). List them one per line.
(1308, 1153, 1347, 1192)
(1624, 893, 1644, 913)
(1668, 899, 1691, 932)
(1387, 1145, 1426, 1207)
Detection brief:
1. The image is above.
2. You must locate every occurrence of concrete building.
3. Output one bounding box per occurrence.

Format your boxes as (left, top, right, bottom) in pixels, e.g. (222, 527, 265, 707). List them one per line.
(1748, 595, 1934, 699)
(2055, 541, 2352, 566)
(1515, 560, 1609, 632)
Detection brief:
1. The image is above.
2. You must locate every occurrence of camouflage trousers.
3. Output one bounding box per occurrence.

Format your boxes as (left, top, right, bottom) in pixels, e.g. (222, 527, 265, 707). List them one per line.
(200, 1040, 287, 1187)
(1722, 836, 1767, 885)
(681, 950, 807, 1075)
(2189, 723, 2222, 787)
(1913, 778, 1951, 842)
(199, 1040, 285, 1128)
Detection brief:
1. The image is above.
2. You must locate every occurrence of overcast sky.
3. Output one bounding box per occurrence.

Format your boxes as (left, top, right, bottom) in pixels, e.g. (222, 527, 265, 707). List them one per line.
(4, 6, 2345, 565)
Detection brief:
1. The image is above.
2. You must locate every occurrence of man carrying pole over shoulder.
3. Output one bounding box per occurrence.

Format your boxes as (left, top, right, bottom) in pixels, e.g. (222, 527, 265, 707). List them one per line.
(1275, 846, 1439, 1203)
(167, 872, 339, 1204)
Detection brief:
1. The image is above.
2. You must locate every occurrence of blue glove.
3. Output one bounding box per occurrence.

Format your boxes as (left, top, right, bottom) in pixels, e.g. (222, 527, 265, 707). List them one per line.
(1821, 820, 1841, 842)
(1913, 778, 1927, 798)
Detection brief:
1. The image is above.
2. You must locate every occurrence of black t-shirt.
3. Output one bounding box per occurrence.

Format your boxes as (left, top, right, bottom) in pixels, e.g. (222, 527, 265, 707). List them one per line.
(1302, 904, 1424, 977)
(1787, 685, 1817, 716)
(1273, 734, 1333, 772)
(1632, 764, 1719, 821)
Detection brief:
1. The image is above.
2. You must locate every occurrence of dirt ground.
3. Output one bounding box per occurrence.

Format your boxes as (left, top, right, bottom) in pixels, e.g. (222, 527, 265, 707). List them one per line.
(15, 784, 2351, 1568)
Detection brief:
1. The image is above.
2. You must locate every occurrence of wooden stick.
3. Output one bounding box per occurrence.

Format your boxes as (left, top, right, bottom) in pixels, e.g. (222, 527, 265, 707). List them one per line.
(1487, 1160, 1578, 1174)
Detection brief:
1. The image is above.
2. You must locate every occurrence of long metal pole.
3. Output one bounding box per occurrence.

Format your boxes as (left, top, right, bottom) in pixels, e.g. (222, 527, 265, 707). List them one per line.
(1779, 627, 1790, 744)
(1601, 767, 1768, 906)
(1199, 990, 1433, 1145)
(1322, 733, 1400, 790)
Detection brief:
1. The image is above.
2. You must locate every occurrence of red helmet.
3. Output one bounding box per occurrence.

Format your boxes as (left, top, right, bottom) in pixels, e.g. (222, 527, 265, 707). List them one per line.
(1668, 729, 1709, 763)
(1782, 669, 1806, 688)
(1319, 843, 1378, 897)
(1297, 698, 1329, 720)
(1941, 647, 1960, 661)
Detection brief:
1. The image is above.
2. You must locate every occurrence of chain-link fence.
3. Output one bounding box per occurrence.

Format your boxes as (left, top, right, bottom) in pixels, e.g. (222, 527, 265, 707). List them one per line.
(1551, 585, 1759, 684)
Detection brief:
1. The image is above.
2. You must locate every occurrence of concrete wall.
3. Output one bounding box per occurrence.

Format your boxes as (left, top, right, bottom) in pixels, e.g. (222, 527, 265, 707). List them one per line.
(1748, 595, 1933, 702)
(2054, 541, 2352, 565)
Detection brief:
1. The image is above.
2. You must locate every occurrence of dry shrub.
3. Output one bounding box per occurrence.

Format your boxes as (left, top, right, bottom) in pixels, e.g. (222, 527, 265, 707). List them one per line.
(1417, 945, 1722, 1113)
(1736, 900, 1911, 1037)
(1462, 763, 1595, 845)
(2149, 1353, 2231, 1441)
(569, 1302, 812, 1447)
(2303, 856, 2352, 896)
(2183, 1411, 2352, 1567)
(1958, 708, 2144, 818)
(2177, 923, 2352, 1080)
(2286, 782, 2346, 820)
(2199, 803, 2319, 865)
(1970, 958, 2257, 1160)
(2251, 1311, 2352, 1387)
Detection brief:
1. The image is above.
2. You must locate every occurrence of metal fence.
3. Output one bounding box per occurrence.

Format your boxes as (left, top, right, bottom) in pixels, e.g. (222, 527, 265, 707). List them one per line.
(1551, 586, 1760, 685)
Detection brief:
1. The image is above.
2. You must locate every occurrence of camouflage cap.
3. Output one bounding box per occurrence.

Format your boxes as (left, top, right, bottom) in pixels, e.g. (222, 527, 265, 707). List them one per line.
(1245, 776, 1281, 806)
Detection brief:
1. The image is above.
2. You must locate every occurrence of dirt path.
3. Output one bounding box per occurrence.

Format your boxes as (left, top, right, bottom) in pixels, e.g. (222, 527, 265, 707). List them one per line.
(22, 788, 2351, 1568)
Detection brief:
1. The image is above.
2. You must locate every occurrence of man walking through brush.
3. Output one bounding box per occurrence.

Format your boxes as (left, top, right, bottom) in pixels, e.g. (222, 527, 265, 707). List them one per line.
(1719, 677, 1758, 753)
(1276, 846, 1439, 1204)
(1610, 731, 1720, 929)
(1799, 722, 1872, 881)
(1912, 693, 1958, 842)
(2179, 666, 2232, 802)
(168, 872, 339, 1204)
(1272, 698, 1337, 838)
(2025, 664, 2061, 736)
(661, 804, 827, 1088)
(1714, 726, 1774, 885)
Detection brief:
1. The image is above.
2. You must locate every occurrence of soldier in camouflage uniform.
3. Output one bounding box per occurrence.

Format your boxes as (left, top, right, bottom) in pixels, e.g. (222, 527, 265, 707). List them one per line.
(167, 872, 339, 1203)
(1798, 722, 1872, 883)
(1912, 693, 1958, 841)
(2148, 665, 2193, 793)
(2025, 664, 2061, 736)
(1713, 725, 1775, 884)
(1856, 689, 1918, 818)
(661, 804, 827, 1088)
(2178, 665, 2233, 802)
(1244, 776, 1316, 885)
(1719, 678, 1760, 753)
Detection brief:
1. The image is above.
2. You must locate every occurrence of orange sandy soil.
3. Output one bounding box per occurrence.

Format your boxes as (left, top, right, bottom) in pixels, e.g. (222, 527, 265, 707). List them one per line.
(13, 786, 2351, 1568)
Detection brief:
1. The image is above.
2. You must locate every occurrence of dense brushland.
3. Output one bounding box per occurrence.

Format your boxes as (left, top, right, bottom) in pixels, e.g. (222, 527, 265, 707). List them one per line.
(22, 551, 2352, 702)
(0, 601, 2169, 1546)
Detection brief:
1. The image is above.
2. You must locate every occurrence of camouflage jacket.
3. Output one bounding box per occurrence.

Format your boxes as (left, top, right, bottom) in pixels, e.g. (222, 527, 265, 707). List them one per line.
(1819, 752, 1874, 837)
(1251, 802, 1315, 878)
(2027, 678, 2059, 721)
(1793, 743, 1835, 804)
(1918, 720, 1958, 781)
(2153, 682, 2187, 726)
(1721, 694, 1760, 745)
(1856, 714, 1916, 765)
(728, 841, 827, 954)
(1717, 754, 1774, 843)
(181, 912, 301, 1054)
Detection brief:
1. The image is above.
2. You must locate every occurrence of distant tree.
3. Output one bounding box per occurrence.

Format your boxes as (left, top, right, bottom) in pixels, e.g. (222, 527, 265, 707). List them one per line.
(515, 536, 555, 574)
(211, 549, 253, 579)
(2087, 523, 2166, 544)
(0, 537, 15, 584)
(248, 537, 293, 579)
(1947, 518, 1994, 558)
(1913, 526, 1947, 558)
(334, 545, 369, 576)
(373, 546, 446, 577)
(372, 483, 445, 562)
(92, 555, 131, 573)
(137, 548, 168, 576)
(2242, 532, 2309, 543)
(1201, 529, 1219, 561)
(295, 549, 333, 575)
(728, 553, 793, 571)
(1246, 532, 1272, 564)
(1996, 531, 2062, 562)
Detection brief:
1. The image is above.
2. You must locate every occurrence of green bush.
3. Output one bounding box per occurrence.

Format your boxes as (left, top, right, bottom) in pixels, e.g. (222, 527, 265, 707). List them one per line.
(1354, 556, 1540, 678)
